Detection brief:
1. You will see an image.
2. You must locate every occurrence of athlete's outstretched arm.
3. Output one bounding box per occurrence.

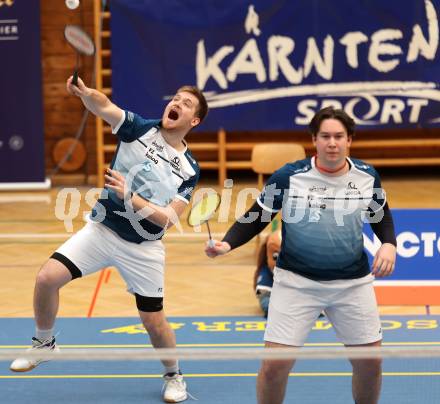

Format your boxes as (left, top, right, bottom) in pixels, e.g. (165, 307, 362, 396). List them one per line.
(66, 76, 123, 128)
(205, 201, 276, 258)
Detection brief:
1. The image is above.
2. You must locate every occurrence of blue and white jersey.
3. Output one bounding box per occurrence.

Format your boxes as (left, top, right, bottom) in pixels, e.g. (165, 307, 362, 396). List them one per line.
(91, 111, 200, 243)
(258, 156, 383, 280)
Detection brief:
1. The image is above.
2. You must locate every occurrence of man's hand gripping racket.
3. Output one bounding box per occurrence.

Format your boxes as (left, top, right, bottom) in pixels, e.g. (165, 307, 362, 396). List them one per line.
(187, 193, 230, 257)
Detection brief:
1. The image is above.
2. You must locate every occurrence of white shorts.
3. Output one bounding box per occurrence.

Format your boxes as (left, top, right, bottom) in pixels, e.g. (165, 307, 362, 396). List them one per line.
(265, 268, 382, 346)
(55, 221, 165, 298)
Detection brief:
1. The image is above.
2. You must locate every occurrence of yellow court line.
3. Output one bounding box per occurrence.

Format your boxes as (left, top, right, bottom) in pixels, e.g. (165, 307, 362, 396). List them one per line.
(1, 341, 440, 349)
(1, 372, 440, 380)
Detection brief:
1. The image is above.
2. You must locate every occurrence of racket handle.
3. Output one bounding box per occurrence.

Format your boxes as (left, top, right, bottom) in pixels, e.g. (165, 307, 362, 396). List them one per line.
(208, 239, 216, 248)
(72, 70, 79, 86)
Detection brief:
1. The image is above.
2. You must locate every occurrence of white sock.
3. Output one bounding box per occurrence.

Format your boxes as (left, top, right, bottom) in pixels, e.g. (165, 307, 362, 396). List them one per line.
(164, 362, 180, 375)
(35, 327, 54, 341)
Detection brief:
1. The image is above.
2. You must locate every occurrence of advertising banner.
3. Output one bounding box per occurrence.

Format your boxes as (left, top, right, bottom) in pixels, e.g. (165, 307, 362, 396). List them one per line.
(111, 0, 440, 131)
(0, 0, 47, 188)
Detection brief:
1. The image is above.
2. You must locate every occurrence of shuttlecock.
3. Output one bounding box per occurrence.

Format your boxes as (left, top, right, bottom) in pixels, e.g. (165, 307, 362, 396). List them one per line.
(65, 0, 80, 10)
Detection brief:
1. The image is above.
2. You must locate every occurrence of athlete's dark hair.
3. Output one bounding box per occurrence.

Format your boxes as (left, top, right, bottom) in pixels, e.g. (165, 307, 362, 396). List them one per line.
(308, 106, 355, 137)
(176, 85, 209, 123)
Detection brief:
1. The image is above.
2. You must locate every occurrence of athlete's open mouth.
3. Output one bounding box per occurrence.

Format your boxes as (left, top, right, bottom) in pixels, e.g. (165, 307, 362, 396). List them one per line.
(168, 109, 179, 121)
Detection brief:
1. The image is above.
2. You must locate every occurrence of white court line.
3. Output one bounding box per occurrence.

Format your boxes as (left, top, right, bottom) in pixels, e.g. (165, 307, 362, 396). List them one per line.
(0, 19, 18, 23)
(0, 178, 51, 190)
(0, 195, 51, 203)
(165, 232, 225, 238)
(0, 232, 226, 239)
(0, 233, 70, 239)
(374, 280, 440, 286)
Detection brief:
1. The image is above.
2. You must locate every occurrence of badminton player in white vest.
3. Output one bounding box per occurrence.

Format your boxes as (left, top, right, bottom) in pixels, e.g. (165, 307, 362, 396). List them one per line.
(11, 75, 208, 403)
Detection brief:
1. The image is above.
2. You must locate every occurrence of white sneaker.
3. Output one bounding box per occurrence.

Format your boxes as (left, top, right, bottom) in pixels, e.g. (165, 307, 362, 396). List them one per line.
(162, 373, 188, 403)
(10, 336, 59, 372)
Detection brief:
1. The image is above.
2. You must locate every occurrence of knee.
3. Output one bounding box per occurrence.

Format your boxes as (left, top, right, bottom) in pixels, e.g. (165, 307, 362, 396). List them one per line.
(260, 360, 293, 382)
(36, 263, 70, 290)
(139, 310, 166, 332)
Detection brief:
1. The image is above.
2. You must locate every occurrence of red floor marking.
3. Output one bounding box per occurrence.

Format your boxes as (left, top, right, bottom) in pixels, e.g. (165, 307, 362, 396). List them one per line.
(104, 268, 112, 284)
(87, 268, 107, 318)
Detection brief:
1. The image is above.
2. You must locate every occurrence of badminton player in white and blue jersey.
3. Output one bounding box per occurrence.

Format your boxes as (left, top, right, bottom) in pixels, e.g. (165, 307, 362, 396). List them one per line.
(95, 108, 201, 243)
(11, 76, 208, 403)
(206, 107, 397, 404)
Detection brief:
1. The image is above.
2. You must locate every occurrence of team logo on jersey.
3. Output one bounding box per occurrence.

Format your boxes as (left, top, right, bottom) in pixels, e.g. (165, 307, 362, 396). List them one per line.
(307, 190, 327, 222)
(293, 166, 309, 174)
(354, 162, 370, 170)
(307, 185, 327, 220)
(170, 156, 180, 170)
(307, 194, 326, 210)
(152, 140, 164, 152)
(309, 185, 327, 193)
(145, 152, 159, 164)
(345, 182, 361, 195)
